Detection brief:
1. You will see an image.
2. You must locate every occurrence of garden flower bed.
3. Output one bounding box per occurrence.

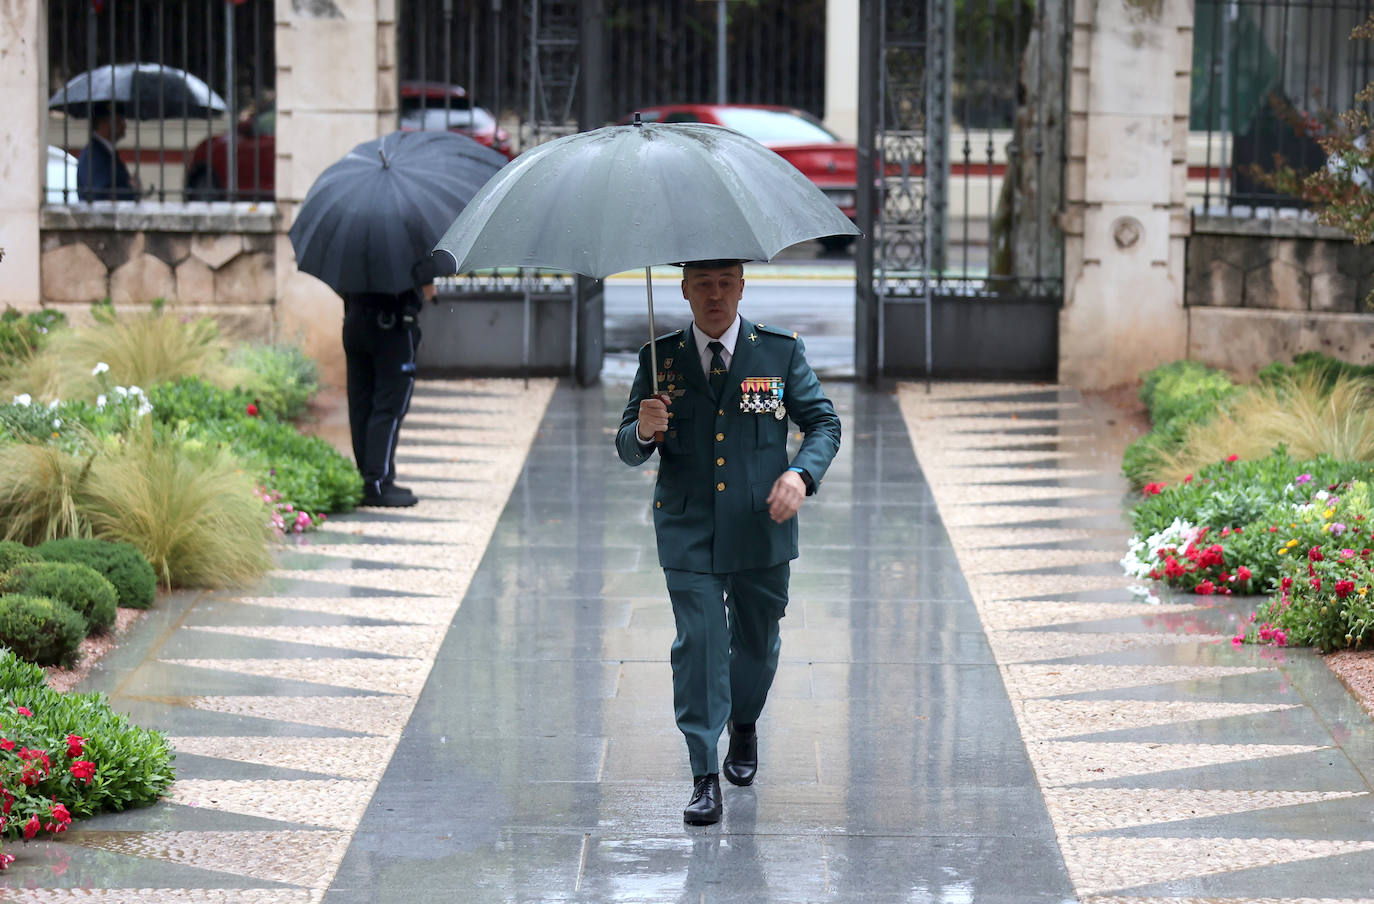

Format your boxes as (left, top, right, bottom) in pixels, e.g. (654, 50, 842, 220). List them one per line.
(0, 303, 361, 592)
(1121, 356, 1374, 652)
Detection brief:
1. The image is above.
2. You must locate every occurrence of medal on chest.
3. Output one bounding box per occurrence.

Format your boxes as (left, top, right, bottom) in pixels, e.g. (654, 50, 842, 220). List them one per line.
(739, 376, 785, 419)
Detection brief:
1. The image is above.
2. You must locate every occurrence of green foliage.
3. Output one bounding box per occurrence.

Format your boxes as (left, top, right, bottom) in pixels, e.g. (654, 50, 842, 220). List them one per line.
(1124, 361, 1240, 488)
(0, 541, 40, 574)
(0, 649, 175, 831)
(0, 307, 66, 367)
(78, 426, 274, 589)
(35, 538, 156, 610)
(0, 595, 86, 667)
(0, 444, 93, 546)
(1258, 351, 1374, 390)
(0, 562, 118, 634)
(231, 342, 321, 421)
(151, 378, 362, 515)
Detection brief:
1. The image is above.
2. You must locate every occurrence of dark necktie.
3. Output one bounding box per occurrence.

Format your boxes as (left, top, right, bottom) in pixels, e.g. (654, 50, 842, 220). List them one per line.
(707, 340, 727, 400)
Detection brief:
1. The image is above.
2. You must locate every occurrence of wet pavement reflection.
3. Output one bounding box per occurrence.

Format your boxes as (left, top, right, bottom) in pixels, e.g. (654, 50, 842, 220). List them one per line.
(322, 381, 1079, 904)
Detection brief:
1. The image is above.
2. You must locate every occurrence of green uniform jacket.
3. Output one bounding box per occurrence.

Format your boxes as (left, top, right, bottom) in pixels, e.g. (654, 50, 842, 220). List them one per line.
(616, 319, 842, 574)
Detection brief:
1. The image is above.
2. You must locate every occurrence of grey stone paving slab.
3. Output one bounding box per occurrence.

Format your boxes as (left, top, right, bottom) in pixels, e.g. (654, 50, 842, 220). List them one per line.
(323, 383, 1078, 903)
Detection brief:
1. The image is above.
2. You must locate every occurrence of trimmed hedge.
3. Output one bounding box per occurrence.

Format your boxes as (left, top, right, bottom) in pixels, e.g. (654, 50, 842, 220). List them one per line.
(0, 594, 86, 667)
(0, 541, 40, 574)
(34, 538, 156, 610)
(0, 562, 118, 634)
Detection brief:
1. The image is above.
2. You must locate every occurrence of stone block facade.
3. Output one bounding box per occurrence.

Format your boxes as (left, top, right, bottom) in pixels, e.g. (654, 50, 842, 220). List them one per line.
(38, 207, 279, 341)
(1186, 217, 1374, 378)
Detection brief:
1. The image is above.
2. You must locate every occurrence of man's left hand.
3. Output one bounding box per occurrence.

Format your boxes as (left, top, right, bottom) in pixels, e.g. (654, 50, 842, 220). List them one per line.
(766, 469, 806, 524)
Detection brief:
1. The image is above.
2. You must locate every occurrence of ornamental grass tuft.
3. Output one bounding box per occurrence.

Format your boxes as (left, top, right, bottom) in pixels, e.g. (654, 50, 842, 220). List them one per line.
(0, 444, 92, 546)
(78, 424, 274, 589)
(1150, 374, 1374, 484)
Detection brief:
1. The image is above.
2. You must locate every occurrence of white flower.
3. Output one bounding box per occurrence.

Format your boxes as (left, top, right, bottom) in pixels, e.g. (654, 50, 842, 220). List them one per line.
(136, 402, 153, 417)
(114, 386, 128, 398)
(47, 399, 60, 410)
(128, 385, 143, 397)
(12, 394, 31, 407)
(1315, 489, 1331, 502)
(91, 362, 110, 377)
(95, 394, 107, 410)
(51, 418, 62, 429)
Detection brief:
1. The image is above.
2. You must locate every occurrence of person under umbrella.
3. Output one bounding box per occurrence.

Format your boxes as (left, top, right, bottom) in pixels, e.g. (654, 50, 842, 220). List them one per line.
(77, 109, 139, 202)
(290, 129, 507, 507)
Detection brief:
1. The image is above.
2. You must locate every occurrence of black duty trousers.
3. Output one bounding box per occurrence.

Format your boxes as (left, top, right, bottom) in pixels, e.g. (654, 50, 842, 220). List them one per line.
(342, 304, 420, 494)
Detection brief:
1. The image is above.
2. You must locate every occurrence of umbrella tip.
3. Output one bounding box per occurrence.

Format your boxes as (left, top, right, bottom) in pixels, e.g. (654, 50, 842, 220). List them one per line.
(633, 112, 642, 128)
(378, 147, 389, 169)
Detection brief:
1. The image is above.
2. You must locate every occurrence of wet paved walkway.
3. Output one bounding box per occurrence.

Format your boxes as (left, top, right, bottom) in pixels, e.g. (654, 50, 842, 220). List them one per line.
(3, 376, 1374, 902)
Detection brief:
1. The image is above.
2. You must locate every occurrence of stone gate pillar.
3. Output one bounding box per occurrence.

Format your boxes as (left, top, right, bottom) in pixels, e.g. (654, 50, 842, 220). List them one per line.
(1059, 0, 1193, 387)
(0, 0, 45, 308)
(273, 0, 395, 387)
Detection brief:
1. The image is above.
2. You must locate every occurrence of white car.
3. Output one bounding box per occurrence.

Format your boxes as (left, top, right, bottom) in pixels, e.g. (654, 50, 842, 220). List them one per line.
(46, 145, 80, 204)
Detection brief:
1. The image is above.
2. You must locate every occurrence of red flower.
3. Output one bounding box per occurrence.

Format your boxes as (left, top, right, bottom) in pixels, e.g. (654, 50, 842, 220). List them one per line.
(1196, 580, 1216, 595)
(246, 403, 260, 417)
(0, 788, 13, 815)
(1309, 547, 1325, 562)
(1237, 566, 1253, 582)
(1164, 557, 1185, 579)
(1336, 580, 1356, 599)
(1184, 474, 1194, 484)
(44, 803, 71, 834)
(70, 760, 96, 784)
(1225, 454, 1239, 462)
(15, 707, 31, 718)
(1269, 526, 1279, 532)
(1311, 577, 1323, 591)
(0, 739, 12, 752)
(0, 852, 12, 870)
(1281, 576, 1294, 591)
(22, 814, 39, 839)
(1142, 482, 1166, 496)
(66, 734, 84, 758)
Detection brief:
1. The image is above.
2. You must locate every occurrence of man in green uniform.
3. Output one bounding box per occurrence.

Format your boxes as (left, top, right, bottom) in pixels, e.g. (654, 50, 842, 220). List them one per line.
(616, 259, 841, 826)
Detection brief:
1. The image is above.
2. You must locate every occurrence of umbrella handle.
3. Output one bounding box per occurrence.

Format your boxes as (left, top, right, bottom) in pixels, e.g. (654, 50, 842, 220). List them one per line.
(646, 267, 666, 444)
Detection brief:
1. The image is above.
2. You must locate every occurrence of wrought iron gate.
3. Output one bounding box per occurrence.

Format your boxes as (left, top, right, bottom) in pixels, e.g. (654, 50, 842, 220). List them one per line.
(857, 0, 1068, 381)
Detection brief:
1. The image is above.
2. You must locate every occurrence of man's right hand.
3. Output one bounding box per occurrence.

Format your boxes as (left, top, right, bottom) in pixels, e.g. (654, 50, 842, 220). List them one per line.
(636, 396, 670, 442)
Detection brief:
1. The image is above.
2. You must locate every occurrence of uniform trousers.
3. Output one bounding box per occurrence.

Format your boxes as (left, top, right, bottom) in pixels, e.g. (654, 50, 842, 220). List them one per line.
(664, 562, 789, 776)
(342, 304, 419, 495)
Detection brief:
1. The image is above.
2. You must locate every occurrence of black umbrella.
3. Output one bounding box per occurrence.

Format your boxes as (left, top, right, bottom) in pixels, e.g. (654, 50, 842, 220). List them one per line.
(48, 63, 228, 120)
(289, 130, 508, 295)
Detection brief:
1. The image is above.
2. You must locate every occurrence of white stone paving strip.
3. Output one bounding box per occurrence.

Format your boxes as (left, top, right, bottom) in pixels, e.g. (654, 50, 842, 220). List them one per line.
(896, 381, 1374, 900)
(57, 379, 557, 901)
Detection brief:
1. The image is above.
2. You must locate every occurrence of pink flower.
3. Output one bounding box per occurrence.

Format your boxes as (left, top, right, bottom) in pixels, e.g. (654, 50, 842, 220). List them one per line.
(15, 707, 31, 718)
(1183, 474, 1194, 484)
(0, 852, 13, 870)
(1142, 482, 1166, 496)
(1231, 634, 1245, 646)
(1225, 454, 1239, 462)
(1274, 630, 1288, 647)
(1236, 566, 1252, 582)
(1295, 473, 1312, 484)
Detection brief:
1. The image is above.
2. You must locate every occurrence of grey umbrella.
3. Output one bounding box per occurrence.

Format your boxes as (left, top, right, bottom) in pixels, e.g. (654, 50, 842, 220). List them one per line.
(48, 63, 228, 120)
(434, 119, 859, 398)
(289, 130, 508, 296)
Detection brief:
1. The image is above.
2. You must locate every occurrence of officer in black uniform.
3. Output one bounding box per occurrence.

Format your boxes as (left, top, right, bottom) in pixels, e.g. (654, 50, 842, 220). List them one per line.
(342, 258, 438, 507)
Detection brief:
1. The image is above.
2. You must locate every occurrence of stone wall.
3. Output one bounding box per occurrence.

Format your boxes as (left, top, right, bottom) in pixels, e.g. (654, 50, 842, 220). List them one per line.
(39, 206, 278, 340)
(1186, 216, 1374, 378)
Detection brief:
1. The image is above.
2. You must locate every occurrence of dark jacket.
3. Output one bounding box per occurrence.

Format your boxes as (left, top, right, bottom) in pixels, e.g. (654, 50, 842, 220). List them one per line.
(616, 319, 841, 574)
(76, 138, 137, 202)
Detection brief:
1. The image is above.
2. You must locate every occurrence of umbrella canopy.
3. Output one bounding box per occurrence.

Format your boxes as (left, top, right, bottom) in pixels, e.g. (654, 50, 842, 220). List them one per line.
(48, 63, 228, 120)
(290, 130, 508, 296)
(433, 120, 860, 279)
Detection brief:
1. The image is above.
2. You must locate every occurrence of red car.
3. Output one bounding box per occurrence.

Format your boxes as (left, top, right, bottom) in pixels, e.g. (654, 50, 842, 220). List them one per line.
(185, 81, 512, 201)
(625, 104, 858, 250)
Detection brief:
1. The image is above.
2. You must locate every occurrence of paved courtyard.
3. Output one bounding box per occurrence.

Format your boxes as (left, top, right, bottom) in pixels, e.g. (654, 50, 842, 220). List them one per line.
(2, 376, 1373, 902)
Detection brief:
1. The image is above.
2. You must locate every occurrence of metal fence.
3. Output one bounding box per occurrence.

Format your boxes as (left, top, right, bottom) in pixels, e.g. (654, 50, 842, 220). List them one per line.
(1190, 0, 1374, 214)
(45, 0, 275, 204)
(397, 0, 829, 152)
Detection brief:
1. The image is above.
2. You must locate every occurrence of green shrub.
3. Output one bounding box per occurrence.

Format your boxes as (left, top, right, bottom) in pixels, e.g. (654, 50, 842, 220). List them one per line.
(232, 342, 321, 421)
(0, 649, 175, 837)
(0, 541, 40, 574)
(35, 538, 156, 610)
(0, 307, 66, 366)
(0, 594, 86, 667)
(0, 562, 118, 634)
(1125, 361, 1240, 487)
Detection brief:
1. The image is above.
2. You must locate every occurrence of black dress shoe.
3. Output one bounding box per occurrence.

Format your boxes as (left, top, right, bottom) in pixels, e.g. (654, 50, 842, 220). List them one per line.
(360, 485, 418, 507)
(722, 725, 757, 787)
(683, 774, 722, 826)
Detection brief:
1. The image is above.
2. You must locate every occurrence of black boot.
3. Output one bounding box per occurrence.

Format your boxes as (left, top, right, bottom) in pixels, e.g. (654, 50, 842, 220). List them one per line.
(722, 723, 757, 787)
(360, 484, 418, 507)
(683, 773, 722, 825)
